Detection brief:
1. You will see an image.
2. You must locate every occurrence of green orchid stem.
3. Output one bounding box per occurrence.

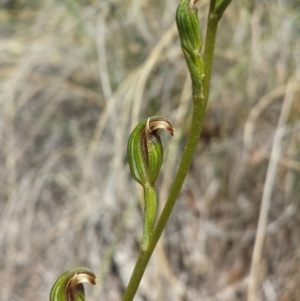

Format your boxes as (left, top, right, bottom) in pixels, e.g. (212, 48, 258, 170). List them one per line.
(141, 184, 158, 250)
(203, 13, 219, 100)
(122, 2, 229, 300)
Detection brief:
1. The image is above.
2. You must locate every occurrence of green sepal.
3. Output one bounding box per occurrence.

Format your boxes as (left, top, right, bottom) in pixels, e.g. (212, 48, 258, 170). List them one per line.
(127, 116, 174, 187)
(50, 267, 96, 301)
(146, 133, 163, 185)
(127, 121, 149, 185)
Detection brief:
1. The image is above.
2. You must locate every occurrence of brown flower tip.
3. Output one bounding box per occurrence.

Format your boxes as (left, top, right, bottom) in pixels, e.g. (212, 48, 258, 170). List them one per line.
(69, 269, 97, 287)
(146, 116, 175, 137)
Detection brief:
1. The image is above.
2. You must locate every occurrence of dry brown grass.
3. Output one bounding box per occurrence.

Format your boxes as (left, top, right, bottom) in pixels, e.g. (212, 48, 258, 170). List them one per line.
(0, 0, 299, 301)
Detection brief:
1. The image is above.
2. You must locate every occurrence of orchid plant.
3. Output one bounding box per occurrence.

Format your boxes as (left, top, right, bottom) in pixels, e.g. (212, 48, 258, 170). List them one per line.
(49, 0, 232, 300)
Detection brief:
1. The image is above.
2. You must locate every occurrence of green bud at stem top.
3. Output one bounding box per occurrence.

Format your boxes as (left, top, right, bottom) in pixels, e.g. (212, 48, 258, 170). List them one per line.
(176, 0, 202, 56)
(127, 116, 174, 187)
(50, 267, 96, 301)
(176, 0, 204, 90)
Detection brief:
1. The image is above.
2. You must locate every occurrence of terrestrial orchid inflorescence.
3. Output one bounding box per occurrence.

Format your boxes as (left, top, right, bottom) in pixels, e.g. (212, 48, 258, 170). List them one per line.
(49, 0, 231, 300)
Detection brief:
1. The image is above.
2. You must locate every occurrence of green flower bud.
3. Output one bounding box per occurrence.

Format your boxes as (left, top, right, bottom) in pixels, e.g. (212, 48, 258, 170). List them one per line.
(50, 267, 96, 301)
(176, 0, 202, 58)
(176, 0, 204, 87)
(127, 116, 174, 186)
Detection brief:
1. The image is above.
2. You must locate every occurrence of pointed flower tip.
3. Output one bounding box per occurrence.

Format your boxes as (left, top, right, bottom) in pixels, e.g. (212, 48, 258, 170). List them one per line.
(71, 270, 97, 286)
(189, 0, 198, 8)
(147, 116, 175, 137)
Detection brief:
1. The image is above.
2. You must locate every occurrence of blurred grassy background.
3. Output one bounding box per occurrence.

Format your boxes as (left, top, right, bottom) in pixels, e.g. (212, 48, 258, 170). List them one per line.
(0, 0, 299, 300)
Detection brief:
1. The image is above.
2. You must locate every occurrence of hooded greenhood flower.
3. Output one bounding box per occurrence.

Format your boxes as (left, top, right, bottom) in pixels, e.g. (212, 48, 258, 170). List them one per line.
(127, 116, 174, 187)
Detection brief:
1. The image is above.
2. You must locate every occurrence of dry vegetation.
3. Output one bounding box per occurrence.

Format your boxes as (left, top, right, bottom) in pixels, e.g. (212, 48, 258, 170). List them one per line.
(0, 0, 300, 300)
